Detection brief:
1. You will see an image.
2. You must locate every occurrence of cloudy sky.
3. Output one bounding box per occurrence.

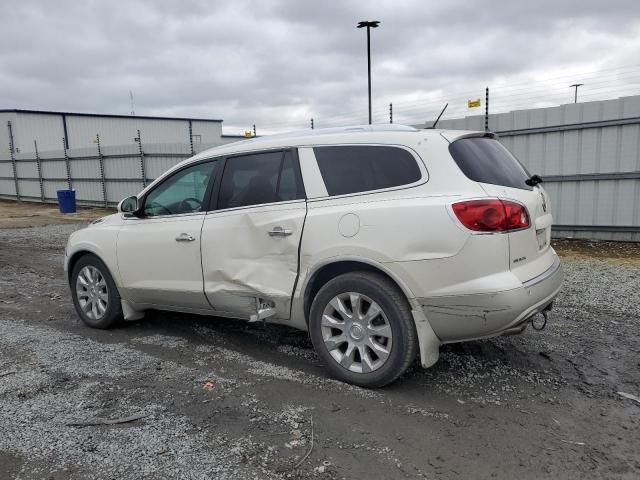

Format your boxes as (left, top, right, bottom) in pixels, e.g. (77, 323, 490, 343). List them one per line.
(1, 0, 640, 133)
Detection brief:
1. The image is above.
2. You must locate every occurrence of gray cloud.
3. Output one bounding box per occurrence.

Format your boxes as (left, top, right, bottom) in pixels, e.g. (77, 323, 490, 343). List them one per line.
(1, 0, 640, 133)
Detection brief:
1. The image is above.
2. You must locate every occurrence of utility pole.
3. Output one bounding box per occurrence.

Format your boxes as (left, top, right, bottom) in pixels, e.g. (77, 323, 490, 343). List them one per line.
(129, 90, 135, 116)
(357, 20, 380, 124)
(310, 118, 314, 129)
(253, 124, 257, 137)
(389, 103, 393, 124)
(570, 83, 584, 103)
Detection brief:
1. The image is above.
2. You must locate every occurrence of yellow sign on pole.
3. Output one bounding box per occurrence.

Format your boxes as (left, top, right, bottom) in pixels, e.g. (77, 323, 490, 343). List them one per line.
(468, 99, 481, 108)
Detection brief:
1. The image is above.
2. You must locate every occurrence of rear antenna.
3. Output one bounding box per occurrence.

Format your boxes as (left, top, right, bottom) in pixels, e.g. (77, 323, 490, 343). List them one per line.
(427, 103, 448, 129)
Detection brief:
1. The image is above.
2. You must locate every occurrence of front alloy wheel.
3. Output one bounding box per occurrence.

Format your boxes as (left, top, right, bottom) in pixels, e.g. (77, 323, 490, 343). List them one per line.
(71, 254, 122, 329)
(76, 265, 109, 321)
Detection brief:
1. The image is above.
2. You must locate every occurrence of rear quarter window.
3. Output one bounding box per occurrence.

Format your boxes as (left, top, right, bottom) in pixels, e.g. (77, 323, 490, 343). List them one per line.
(313, 145, 421, 196)
(448, 137, 532, 190)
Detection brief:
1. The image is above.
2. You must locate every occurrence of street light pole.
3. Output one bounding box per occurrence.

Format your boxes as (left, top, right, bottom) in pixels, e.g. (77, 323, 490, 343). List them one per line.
(570, 83, 584, 103)
(357, 20, 380, 124)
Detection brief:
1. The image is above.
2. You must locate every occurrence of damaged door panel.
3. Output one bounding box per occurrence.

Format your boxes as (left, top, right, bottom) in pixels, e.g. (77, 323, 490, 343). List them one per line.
(200, 148, 307, 320)
(201, 201, 306, 319)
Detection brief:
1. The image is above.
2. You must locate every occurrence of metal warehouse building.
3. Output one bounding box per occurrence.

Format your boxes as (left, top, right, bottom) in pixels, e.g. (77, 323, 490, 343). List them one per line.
(0, 109, 244, 208)
(0, 109, 234, 154)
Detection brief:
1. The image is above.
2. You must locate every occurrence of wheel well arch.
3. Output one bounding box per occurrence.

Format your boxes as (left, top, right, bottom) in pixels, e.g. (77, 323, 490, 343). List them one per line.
(302, 260, 413, 325)
(67, 250, 104, 284)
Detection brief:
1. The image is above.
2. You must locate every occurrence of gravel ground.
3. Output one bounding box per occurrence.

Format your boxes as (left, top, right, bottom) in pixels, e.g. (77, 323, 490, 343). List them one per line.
(0, 223, 639, 479)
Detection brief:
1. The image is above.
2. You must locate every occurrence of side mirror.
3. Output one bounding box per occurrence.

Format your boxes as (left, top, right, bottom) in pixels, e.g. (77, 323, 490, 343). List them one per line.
(118, 195, 140, 216)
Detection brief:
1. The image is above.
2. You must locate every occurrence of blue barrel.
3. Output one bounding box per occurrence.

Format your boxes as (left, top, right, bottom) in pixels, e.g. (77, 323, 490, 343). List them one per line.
(56, 190, 76, 213)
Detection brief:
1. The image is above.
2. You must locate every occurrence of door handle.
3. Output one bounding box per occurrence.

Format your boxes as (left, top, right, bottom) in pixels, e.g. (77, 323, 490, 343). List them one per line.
(268, 226, 293, 237)
(175, 233, 195, 242)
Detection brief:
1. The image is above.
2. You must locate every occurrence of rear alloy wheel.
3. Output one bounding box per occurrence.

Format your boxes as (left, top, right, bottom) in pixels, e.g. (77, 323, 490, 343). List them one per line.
(71, 255, 122, 329)
(321, 292, 393, 374)
(309, 271, 418, 388)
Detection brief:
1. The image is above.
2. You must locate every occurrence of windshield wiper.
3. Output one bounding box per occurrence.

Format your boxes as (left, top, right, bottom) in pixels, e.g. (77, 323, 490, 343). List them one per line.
(525, 174, 544, 187)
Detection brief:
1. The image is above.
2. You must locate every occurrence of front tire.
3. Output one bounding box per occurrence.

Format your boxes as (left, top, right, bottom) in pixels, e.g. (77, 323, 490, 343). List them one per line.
(71, 254, 122, 329)
(309, 271, 418, 388)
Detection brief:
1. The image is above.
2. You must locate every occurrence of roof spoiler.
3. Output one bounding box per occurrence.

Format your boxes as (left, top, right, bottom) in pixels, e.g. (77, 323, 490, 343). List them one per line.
(439, 131, 498, 143)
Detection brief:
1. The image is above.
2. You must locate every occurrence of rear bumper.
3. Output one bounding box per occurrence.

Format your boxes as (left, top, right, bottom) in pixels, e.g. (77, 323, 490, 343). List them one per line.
(418, 255, 563, 343)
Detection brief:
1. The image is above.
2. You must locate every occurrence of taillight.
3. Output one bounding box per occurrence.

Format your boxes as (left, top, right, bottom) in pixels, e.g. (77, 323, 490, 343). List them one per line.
(451, 199, 529, 232)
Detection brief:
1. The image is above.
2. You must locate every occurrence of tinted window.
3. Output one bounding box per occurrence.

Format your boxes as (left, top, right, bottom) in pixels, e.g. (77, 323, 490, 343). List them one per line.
(449, 137, 532, 190)
(143, 161, 216, 217)
(218, 151, 303, 209)
(277, 153, 304, 201)
(313, 146, 421, 196)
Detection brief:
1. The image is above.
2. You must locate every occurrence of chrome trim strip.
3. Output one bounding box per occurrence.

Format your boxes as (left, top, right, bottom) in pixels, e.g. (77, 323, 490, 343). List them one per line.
(522, 255, 561, 288)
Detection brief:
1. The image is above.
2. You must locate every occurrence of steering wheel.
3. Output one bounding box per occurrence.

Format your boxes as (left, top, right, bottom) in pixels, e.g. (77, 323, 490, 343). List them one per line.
(178, 197, 203, 213)
(146, 201, 172, 216)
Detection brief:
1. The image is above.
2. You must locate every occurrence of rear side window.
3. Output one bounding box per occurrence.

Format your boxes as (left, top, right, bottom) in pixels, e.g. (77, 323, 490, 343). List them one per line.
(218, 150, 304, 209)
(313, 145, 421, 196)
(449, 137, 532, 190)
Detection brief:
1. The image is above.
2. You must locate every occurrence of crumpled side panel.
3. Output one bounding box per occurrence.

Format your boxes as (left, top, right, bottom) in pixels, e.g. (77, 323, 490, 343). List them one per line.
(201, 201, 306, 319)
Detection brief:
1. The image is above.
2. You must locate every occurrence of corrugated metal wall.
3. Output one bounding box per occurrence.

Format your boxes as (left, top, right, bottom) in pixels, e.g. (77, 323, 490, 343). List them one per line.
(423, 95, 640, 241)
(0, 139, 239, 207)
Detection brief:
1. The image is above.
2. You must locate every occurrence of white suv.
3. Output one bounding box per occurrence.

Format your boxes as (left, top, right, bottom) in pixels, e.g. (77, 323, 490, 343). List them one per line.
(65, 125, 562, 387)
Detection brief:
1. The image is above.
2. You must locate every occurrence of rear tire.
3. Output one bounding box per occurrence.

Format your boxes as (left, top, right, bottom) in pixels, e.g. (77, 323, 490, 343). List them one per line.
(309, 271, 418, 388)
(70, 254, 122, 329)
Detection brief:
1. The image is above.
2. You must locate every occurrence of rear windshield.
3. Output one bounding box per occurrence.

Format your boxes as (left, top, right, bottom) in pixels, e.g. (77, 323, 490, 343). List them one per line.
(449, 137, 532, 190)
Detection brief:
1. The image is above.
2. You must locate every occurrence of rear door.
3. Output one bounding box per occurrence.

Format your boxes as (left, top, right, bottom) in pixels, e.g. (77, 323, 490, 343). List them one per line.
(448, 136, 555, 282)
(200, 149, 306, 320)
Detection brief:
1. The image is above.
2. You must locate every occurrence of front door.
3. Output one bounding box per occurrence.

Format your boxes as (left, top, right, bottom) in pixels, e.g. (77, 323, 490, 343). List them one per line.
(117, 160, 218, 309)
(201, 149, 307, 319)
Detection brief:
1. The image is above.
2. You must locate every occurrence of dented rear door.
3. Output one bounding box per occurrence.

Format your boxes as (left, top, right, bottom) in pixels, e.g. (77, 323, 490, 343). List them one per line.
(200, 149, 306, 320)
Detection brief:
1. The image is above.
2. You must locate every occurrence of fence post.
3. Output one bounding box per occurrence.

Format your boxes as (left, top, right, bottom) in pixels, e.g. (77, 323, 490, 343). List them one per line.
(7, 121, 20, 201)
(253, 124, 257, 137)
(34, 139, 44, 202)
(310, 118, 314, 129)
(188, 120, 194, 155)
(485, 86, 490, 132)
(134, 129, 147, 187)
(62, 136, 72, 191)
(389, 103, 393, 124)
(95, 134, 107, 208)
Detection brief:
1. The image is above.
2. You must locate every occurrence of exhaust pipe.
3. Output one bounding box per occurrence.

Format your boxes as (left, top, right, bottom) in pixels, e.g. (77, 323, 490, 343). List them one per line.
(501, 322, 528, 336)
(530, 310, 549, 331)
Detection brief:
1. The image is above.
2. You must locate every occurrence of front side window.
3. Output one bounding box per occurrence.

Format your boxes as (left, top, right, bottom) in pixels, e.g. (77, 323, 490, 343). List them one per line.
(143, 161, 216, 217)
(313, 145, 422, 196)
(218, 150, 303, 209)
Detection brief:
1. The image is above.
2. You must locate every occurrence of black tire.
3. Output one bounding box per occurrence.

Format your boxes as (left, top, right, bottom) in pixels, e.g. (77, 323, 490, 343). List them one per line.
(309, 271, 418, 388)
(70, 254, 123, 329)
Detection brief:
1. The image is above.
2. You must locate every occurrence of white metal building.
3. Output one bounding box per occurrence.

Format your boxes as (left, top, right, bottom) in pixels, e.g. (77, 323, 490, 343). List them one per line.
(0, 109, 237, 154)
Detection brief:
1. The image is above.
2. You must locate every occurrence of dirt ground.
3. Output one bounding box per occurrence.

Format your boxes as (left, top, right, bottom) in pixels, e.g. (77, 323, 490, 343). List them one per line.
(0, 201, 639, 479)
(0, 200, 114, 228)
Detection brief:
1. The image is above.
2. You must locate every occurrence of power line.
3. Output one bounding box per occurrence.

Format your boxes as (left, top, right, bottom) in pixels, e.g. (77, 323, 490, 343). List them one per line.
(244, 66, 640, 133)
